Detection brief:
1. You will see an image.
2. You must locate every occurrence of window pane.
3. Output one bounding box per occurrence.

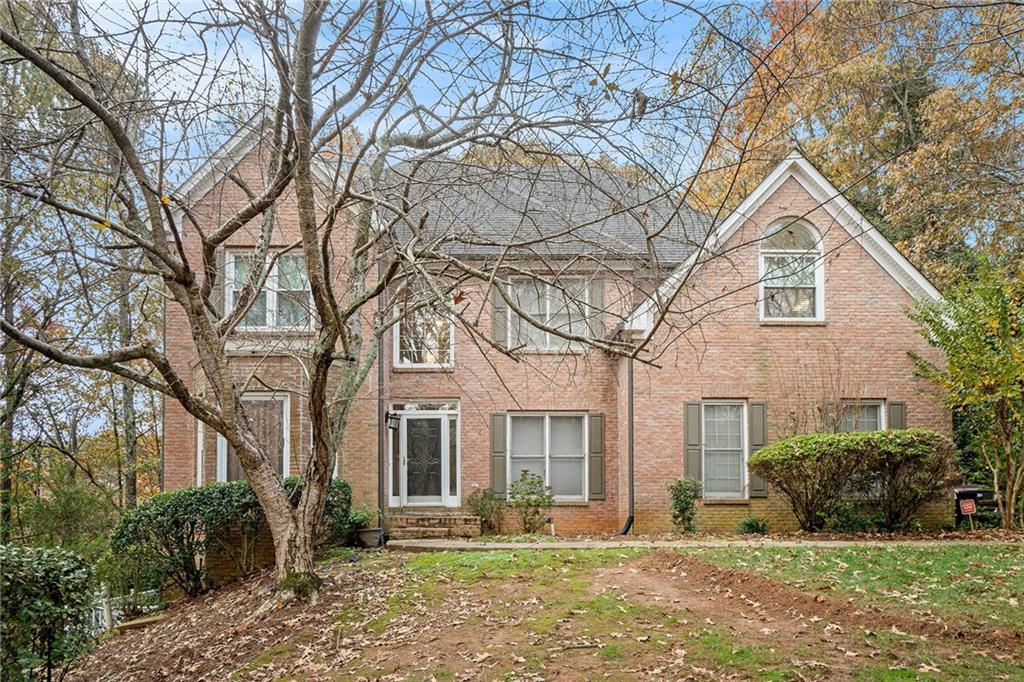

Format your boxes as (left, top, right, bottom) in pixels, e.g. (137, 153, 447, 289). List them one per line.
(840, 404, 881, 432)
(703, 404, 742, 450)
(764, 255, 816, 287)
(509, 457, 545, 483)
(510, 416, 544, 456)
(550, 457, 583, 496)
(763, 224, 818, 251)
(232, 289, 268, 327)
(398, 308, 451, 365)
(549, 416, 584, 456)
(764, 286, 815, 318)
(277, 255, 308, 290)
(275, 256, 311, 327)
(233, 256, 268, 327)
(704, 450, 742, 496)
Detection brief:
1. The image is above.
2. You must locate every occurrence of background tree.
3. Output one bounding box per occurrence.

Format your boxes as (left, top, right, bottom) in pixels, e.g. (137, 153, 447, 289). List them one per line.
(911, 267, 1024, 529)
(697, 0, 1024, 287)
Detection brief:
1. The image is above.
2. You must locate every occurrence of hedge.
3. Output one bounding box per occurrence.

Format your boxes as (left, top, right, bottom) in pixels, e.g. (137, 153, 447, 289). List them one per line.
(110, 477, 353, 597)
(748, 429, 956, 532)
(0, 545, 94, 681)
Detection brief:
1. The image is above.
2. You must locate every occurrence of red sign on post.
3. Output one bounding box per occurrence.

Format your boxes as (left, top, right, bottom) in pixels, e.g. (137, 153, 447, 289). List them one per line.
(960, 499, 977, 515)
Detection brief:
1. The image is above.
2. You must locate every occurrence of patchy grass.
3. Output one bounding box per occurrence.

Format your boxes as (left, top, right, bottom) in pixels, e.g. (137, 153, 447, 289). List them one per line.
(78, 546, 1024, 681)
(404, 547, 647, 582)
(683, 544, 1024, 629)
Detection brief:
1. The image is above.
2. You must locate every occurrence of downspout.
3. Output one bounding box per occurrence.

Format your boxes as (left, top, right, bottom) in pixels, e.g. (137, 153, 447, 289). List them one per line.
(619, 353, 635, 535)
(376, 264, 387, 547)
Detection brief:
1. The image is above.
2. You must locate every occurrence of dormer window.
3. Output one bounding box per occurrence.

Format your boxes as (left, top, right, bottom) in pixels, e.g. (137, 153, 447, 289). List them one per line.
(759, 220, 823, 321)
(226, 251, 312, 329)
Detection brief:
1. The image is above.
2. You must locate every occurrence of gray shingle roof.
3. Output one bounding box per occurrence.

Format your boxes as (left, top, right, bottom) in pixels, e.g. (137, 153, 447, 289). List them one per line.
(370, 161, 711, 265)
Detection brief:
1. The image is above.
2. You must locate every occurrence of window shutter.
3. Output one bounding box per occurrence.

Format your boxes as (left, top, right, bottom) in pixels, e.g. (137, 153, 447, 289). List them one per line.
(684, 402, 702, 493)
(212, 248, 226, 317)
(490, 284, 508, 348)
(588, 413, 605, 500)
(587, 278, 605, 339)
(748, 401, 768, 498)
(887, 401, 906, 429)
(490, 413, 507, 494)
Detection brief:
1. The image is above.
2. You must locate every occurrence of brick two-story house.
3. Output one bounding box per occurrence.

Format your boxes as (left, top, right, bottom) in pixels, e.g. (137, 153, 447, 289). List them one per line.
(162, 138, 949, 536)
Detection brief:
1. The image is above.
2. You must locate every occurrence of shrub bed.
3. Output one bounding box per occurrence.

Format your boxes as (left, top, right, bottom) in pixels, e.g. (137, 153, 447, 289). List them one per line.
(749, 429, 955, 532)
(0, 545, 93, 681)
(110, 477, 353, 597)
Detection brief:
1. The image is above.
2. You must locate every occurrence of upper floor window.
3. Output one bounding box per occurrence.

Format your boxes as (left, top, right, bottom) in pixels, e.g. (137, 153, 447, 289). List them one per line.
(393, 306, 454, 368)
(226, 251, 312, 329)
(509, 277, 589, 350)
(759, 220, 823, 321)
(839, 400, 884, 432)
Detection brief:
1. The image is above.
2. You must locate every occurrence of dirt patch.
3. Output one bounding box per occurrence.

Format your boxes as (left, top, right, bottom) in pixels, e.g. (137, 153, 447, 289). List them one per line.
(594, 550, 1023, 678)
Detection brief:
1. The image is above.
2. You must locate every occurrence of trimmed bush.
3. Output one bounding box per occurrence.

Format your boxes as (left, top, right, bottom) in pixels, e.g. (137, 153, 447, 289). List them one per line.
(110, 477, 353, 597)
(737, 516, 770, 534)
(750, 429, 955, 532)
(0, 545, 94, 681)
(854, 429, 958, 531)
(508, 472, 554, 534)
(465, 487, 506, 535)
(667, 478, 702, 532)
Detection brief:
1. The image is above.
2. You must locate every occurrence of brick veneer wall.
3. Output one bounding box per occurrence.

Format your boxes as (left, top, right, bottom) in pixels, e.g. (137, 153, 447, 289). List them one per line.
(162, 147, 953, 536)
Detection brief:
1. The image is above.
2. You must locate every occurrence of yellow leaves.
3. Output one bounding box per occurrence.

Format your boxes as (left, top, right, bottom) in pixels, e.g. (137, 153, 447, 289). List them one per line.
(160, 195, 171, 206)
(92, 220, 112, 230)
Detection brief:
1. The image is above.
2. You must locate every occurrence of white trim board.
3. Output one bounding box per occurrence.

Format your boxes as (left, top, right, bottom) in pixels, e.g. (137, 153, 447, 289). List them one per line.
(627, 150, 941, 332)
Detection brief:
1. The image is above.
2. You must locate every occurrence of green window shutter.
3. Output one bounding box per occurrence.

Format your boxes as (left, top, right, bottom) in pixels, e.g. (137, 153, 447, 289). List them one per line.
(748, 401, 768, 498)
(588, 413, 605, 500)
(684, 402, 702, 492)
(587, 278, 605, 339)
(490, 284, 508, 348)
(490, 413, 507, 494)
(212, 248, 226, 317)
(887, 401, 906, 429)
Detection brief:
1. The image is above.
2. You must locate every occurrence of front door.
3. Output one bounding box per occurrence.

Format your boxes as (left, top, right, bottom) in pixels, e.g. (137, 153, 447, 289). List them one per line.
(402, 416, 444, 504)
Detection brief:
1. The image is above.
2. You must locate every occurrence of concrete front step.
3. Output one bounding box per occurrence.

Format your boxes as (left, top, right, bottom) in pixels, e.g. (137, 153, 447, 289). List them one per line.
(386, 511, 482, 540)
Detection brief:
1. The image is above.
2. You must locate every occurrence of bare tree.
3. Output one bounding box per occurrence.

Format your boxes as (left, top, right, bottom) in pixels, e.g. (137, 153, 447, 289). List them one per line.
(0, 0, 818, 595)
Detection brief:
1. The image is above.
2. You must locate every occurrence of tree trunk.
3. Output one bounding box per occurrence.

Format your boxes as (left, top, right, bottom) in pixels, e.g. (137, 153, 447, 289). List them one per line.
(117, 271, 138, 508)
(269, 511, 320, 598)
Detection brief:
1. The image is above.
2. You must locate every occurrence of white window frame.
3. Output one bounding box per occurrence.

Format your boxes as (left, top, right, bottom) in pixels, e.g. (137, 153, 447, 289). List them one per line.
(392, 310, 456, 369)
(701, 400, 748, 500)
(506, 412, 588, 502)
(507, 277, 588, 351)
(758, 221, 825, 322)
(225, 250, 313, 331)
(196, 419, 205, 486)
(387, 402, 461, 508)
(216, 393, 291, 482)
(839, 399, 886, 432)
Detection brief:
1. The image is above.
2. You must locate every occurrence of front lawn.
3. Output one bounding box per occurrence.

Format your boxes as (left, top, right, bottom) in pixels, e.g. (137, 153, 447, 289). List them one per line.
(76, 543, 1024, 681)
(683, 544, 1024, 630)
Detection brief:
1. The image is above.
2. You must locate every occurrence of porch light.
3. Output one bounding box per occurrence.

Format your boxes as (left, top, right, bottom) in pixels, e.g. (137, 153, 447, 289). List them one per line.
(385, 410, 400, 431)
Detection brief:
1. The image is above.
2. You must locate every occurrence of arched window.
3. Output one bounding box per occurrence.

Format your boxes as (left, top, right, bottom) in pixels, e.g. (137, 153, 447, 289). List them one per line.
(759, 220, 823, 320)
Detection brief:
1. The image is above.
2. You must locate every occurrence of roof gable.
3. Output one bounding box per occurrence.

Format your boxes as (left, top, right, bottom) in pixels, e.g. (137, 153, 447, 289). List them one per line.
(627, 150, 941, 332)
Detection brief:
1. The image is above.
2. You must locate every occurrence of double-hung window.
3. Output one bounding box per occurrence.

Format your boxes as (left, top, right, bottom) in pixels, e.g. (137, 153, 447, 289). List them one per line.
(702, 402, 746, 499)
(508, 413, 586, 500)
(508, 277, 589, 350)
(226, 251, 312, 329)
(839, 400, 884, 432)
(759, 220, 823, 320)
(393, 306, 454, 368)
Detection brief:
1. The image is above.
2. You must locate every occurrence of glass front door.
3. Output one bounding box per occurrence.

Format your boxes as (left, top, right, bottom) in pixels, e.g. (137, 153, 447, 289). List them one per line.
(403, 416, 443, 503)
(396, 408, 459, 506)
